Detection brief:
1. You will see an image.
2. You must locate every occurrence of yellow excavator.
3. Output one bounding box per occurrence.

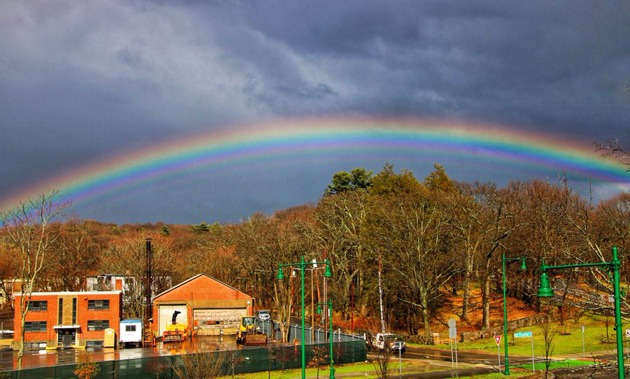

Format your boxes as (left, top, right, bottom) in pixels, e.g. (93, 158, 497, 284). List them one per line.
(235, 316, 268, 345)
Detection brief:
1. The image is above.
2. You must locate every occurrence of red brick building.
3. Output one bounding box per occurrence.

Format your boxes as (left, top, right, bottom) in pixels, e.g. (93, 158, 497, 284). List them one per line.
(13, 291, 122, 349)
(152, 274, 252, 337)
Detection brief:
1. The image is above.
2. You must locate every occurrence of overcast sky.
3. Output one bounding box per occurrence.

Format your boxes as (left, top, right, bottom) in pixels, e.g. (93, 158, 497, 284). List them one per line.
(1, 1, 629, 224)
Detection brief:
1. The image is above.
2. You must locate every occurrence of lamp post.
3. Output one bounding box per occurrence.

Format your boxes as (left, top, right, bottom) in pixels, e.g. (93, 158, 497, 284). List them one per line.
(278, 257, 333, 379)
(502, 254, 527, 375)
(537, 246, 624, 379)
(317, 299, 335, 379)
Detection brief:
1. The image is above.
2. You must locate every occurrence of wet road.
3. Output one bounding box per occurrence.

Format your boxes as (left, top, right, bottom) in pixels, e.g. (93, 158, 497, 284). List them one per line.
(404, 346, 537, 367)
(0, 336, 278, 371)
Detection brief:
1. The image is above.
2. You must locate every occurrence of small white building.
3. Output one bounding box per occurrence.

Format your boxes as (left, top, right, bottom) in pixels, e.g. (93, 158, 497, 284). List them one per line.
(119, 319, 142, 347)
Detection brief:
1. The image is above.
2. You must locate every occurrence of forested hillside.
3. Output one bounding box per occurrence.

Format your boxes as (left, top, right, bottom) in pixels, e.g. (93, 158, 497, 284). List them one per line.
(1, 164, 629, 338)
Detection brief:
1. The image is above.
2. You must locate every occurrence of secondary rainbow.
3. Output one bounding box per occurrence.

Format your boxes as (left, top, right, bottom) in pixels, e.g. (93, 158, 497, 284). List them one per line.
(1, 119, 628, 212)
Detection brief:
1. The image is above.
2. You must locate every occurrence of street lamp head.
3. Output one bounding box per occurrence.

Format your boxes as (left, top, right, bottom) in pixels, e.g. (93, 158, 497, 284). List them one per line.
(537, 271, 554, 298)
(520, 258, 527, 270)
(277, 266, 285, 281)
(324, 261, 332, 278)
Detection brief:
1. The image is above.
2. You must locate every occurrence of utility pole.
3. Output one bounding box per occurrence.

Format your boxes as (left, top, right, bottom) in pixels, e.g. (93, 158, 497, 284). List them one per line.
(278, 257, 333, 379)
(323, 247, 328, 339)
(143, 238, 153, 347)
(378, 253, 386, 333)
(311, 263, 315, 343)
(538, 246, 625, 379)
(350, 279, 354, 334)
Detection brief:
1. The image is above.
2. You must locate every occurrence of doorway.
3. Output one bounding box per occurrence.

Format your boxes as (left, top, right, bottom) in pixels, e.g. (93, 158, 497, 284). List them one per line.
(57, 329, 76, 348)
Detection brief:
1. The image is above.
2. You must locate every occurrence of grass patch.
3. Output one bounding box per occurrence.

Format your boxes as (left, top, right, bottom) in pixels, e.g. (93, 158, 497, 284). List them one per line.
(414, 314, 620, 358)
(512, 359, 596, 371)
(215, 362, 378, 378)
(451, 373, 531, 379)
(216, 360, 442, 378)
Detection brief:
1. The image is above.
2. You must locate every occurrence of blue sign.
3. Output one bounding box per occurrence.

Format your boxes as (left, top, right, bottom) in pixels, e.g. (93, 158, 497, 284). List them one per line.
(514, 331, 532, 338)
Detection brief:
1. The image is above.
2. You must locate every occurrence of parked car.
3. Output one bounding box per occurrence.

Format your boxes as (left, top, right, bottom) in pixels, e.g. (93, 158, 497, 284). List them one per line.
(367, 332, 406, 354)
(256, 310, 271, 321)
(391, 340, 406, 354)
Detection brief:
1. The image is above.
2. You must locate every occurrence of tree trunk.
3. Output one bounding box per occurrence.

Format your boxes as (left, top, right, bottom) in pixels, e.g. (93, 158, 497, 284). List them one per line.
(461, 251, 474, 321)
(17, 302, 27, 370)
(481, 271, 491, 330)
(273, 282, 293, 343)
(421, 296, 431, 340)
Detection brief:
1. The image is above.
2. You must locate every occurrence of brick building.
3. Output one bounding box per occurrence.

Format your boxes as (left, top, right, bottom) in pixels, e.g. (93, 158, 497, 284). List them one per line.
(151, 274, 252, 337)
(13, 291, 122, 349)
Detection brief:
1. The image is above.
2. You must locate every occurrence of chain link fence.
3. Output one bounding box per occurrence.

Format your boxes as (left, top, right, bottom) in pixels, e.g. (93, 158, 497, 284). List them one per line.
(2, 323, 367, 378)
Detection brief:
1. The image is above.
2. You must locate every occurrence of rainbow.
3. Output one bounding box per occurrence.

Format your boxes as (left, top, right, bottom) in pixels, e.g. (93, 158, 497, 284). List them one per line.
(1, 118, 628, 215)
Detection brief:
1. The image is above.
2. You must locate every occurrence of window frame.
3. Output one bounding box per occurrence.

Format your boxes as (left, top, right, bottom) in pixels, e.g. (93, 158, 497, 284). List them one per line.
(24, 321, 47, 332)
(86, 340, 104, 351)
(87, 299, 110, 311)
(87, 320, 109, 331)
(27, 301, 48, 312)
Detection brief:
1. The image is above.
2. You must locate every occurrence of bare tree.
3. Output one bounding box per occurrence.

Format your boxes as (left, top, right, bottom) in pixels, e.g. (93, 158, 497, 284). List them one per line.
(372, 341, 394, 379)
(364, 167, 461, 339)
(0, 243, 19, 311)
(101, 233, 174, 318)
(311, 190, 370, 319)
(596, 140, 630, 170)
(170, 349, 226, 379)
(308, 345, 329, 379)
(0, 190, 69, 369)
(232, 207, 316, 342)
(47, 219, 101, 291)
(540, 317, 559, 378)
(452, 182, 491, 321)
(225, 350, 243, 379)
(476, 183, 524, 329)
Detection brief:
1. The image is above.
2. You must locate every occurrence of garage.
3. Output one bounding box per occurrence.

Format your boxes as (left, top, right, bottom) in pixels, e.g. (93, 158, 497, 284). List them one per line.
(158, 304, 188, 336)
(194, 308, 247, 329)
(152, 274, 253, 338)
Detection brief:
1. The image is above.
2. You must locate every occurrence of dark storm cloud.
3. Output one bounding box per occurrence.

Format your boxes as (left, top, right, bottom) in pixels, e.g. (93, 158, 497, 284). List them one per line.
(243, 1, 630, 134)
(1, 1, 629, 222)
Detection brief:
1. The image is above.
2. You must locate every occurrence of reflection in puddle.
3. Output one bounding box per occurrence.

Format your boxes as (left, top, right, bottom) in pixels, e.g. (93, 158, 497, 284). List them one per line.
(1, 335, 288, 371)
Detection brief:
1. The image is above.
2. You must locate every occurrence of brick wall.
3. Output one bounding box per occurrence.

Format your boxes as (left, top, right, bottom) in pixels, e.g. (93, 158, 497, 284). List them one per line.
(151, 275, 252, 336)
(13, 291, 122, 348)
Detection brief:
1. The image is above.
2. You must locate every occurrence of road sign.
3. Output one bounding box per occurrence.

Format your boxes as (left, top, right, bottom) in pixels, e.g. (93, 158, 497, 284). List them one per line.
(449, 327, 457, 339)
(514, 331, 532, 338)
(448, 319, 457, 328)
(495, 335, 501, 345)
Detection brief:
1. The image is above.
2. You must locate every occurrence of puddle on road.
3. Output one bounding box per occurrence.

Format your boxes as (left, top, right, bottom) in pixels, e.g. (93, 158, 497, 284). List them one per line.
(1, 335, 287, 371)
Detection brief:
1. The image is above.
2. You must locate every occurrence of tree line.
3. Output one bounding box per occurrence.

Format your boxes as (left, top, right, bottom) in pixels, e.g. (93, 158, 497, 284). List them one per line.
(1, 163, 629, 343)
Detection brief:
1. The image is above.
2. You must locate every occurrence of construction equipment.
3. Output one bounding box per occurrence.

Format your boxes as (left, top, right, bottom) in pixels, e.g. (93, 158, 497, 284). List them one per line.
(235, 316, 267, 345)
(163, 310, 187, 343)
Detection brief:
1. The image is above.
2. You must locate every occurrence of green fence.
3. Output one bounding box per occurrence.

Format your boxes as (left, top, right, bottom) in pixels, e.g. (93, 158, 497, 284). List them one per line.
(4, 340, 367, 378)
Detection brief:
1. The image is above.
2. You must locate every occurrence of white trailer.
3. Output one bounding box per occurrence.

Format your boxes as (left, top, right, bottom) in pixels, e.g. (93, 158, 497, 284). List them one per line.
(119, 319, 143, 348)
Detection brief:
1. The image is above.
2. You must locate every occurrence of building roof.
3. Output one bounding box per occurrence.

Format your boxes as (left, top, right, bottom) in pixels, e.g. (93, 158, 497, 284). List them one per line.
(14, 290, 122, 297)
(121, 319, 142, 324)
(152, 273, 250, 301)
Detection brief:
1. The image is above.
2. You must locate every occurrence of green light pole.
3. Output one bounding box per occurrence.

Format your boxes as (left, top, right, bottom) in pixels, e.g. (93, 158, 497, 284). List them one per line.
(317, 299, 335, 379)
(537, 246, 625, 379)
(502, 254, 527, 375)
(278, 257, 333, 379)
